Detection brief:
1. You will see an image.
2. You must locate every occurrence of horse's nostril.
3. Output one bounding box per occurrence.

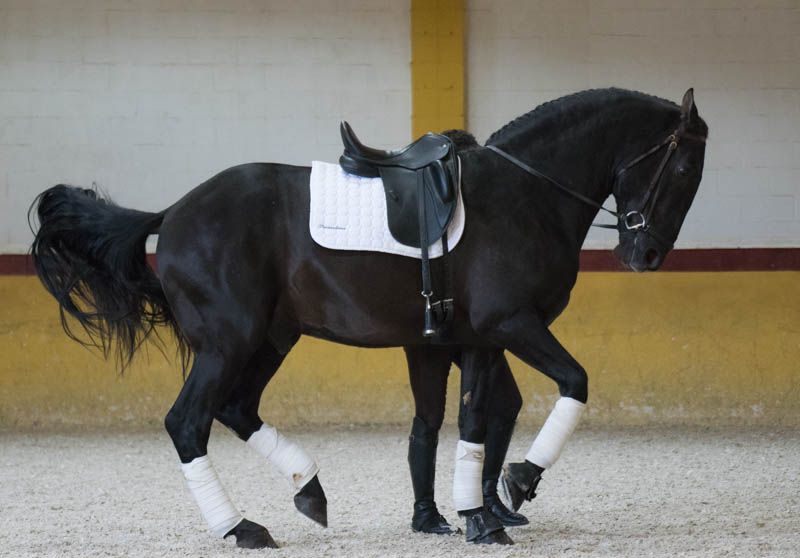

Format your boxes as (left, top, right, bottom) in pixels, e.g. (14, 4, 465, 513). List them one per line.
(644, 248, 661, 269)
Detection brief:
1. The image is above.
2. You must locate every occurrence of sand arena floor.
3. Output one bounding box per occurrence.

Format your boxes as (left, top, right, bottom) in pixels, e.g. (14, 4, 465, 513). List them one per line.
(0, 426, 798, 558)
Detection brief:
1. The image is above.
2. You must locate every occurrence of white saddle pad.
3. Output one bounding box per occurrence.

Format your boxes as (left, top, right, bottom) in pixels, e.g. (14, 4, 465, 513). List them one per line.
(309, 160, 465, 259)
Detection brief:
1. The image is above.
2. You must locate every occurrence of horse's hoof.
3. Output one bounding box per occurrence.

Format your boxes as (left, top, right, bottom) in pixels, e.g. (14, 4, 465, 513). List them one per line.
(411, 501, 461, 535)
(294, 475, 328, 527)
(224, 518, 279, 549)
(464, 509, 514, 545)
(501, 461, 543, 512)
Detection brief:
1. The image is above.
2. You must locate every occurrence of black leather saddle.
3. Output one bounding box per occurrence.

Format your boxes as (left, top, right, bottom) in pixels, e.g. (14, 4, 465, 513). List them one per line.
(339, 121, 458, 248)
(338, 121, 459, 337)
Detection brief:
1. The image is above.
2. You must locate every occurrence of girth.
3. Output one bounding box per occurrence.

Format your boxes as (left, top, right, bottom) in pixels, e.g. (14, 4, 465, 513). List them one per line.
(338, 121, 459, 338)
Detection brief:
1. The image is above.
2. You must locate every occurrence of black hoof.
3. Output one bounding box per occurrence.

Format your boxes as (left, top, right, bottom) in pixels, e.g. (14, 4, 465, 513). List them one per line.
(294, 475, 328, 527)
(411, 501, 461, 535)
(464, 509, 514, 545)
(224, 518, 278, 549)
(501, 461, 543, 512)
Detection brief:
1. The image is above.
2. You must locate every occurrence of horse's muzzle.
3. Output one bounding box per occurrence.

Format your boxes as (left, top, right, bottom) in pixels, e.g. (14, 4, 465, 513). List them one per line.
(614, 235, 665, 272)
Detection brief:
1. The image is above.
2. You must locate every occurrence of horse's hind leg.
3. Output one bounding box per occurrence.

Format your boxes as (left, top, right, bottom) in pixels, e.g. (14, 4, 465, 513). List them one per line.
(404, 345, 458, 535)
(164, 347, 277, 548)
(215, 342, 327, 528)
(454, 350, 513, 545)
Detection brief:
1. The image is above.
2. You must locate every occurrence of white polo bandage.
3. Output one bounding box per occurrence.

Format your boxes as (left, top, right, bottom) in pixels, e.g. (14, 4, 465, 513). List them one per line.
(525, 397, 585, 469)
(452, 440, 484, 511)
(181, 455, 243, 537)
(247, 423, 319, 489)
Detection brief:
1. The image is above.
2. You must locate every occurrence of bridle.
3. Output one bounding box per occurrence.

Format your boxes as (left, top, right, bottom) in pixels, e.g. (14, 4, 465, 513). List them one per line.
(486, 128, 707, 250)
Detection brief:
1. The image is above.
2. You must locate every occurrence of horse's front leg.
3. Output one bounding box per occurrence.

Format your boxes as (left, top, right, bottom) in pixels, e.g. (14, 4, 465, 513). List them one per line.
(486, 312, 588, 512)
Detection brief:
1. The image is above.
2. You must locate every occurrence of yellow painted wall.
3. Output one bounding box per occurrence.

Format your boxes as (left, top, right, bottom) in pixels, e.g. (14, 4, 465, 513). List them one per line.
(2, 273, 798, 430)
(411, 0, 465, 136)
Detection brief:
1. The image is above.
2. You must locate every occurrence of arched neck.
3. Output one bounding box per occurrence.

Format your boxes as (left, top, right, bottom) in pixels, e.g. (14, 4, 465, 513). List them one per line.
(486, 97, 681, 248)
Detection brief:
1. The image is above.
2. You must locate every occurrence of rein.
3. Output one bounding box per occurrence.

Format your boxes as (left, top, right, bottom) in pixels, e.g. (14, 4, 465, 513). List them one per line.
(486, 129, 706, 249)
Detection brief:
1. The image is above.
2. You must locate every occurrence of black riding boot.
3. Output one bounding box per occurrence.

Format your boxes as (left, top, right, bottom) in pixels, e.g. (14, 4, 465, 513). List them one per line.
(482, 420, 529, 526)
(408, 417, 458, 535)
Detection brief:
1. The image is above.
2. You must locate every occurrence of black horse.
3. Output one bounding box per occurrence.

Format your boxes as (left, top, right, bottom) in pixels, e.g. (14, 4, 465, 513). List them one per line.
(30, 88, 707, 549)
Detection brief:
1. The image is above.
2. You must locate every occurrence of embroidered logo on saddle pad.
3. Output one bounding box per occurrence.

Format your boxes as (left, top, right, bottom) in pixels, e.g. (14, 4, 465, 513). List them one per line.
(309, 161, 465, 259)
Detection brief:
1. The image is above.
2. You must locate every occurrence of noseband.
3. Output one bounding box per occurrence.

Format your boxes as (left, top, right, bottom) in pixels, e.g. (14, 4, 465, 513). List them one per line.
(612, 129, 706, 247)
(486, 128, 707, 250)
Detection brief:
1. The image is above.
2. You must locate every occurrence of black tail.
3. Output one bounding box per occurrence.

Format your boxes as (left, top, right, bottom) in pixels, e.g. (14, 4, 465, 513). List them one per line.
(29, 185, 188, 371)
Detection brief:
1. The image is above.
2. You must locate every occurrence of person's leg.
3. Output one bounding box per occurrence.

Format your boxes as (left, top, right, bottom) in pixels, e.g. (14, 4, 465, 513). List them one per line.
(404, 345, 459, 535)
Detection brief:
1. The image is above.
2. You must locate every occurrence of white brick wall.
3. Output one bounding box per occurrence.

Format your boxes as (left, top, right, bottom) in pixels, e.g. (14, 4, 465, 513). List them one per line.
(468, 0, 800, 248)
(0, 0, 410, 253)
(4, 1, 797, 252)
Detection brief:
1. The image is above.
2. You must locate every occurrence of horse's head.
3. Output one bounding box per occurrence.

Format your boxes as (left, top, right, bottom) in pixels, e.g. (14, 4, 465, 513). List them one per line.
(612, 89, 708, 271)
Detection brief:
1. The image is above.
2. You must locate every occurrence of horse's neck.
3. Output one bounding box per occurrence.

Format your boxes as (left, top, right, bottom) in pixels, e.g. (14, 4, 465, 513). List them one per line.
(488, 103, 679, 249)
(490, 129, 617, 249)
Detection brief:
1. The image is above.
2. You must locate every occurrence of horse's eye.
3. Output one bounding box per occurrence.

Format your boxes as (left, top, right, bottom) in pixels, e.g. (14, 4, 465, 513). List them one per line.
(677, 166, 690, 177)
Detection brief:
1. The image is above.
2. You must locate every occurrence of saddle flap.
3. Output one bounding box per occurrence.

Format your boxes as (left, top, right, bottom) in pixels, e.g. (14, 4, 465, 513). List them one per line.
(378, 166, 419, 246)
(337, 121, 458, 249)
(378, 166, 457, 248)
(424, 160, 455, 203)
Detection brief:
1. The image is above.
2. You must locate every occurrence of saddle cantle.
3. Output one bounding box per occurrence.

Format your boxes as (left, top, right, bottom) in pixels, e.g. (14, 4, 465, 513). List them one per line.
(339, 121, 458, 248)
(338, 121, 460, 337)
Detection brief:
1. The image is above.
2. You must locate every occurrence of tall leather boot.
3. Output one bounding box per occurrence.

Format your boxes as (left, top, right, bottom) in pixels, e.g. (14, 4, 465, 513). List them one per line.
(408, 416, 458, 534)
(482, 419, 529, 526)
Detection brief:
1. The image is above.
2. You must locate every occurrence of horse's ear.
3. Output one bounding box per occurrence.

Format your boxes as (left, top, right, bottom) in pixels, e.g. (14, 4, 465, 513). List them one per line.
(680, 88, 698, 123)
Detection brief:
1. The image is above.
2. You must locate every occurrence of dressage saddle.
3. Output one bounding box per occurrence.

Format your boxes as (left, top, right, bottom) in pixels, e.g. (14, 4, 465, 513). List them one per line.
(338, 121, 459, 337)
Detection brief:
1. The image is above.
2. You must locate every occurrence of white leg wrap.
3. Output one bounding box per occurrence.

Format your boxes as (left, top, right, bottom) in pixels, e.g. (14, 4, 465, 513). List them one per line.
(181, 455, 243, 537)
(247, 423, 319, 489)
(525, 397, 585, 469)
(452, 440, 484, 511)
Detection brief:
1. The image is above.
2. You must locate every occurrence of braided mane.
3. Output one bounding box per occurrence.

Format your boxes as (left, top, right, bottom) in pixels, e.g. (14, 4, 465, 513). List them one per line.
(485, 88, 680, 145)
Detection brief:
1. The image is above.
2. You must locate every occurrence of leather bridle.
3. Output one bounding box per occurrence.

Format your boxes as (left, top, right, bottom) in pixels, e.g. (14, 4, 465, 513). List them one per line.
(486, 128, 707, 250)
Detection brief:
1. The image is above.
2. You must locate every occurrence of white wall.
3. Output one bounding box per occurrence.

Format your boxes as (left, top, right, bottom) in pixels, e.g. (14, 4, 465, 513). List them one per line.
(4, 1, 798, 252)
(467, 0, 800, 248)
(0, 0, 410, 253)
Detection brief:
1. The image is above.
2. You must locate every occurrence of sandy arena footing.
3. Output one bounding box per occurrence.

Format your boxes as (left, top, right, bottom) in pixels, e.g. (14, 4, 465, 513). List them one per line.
(1, 426, 798, 558)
